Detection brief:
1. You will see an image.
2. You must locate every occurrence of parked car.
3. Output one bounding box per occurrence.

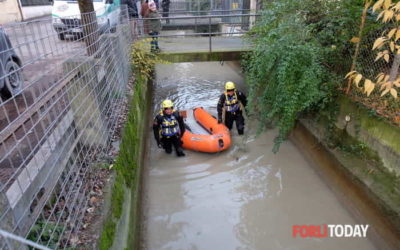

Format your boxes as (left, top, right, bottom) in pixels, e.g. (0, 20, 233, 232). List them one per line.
(0, 27, 23, 98)
(52, 0, 121, 40)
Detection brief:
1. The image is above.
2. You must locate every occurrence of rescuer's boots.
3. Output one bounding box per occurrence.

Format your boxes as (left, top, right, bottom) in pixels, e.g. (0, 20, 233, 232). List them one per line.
(176, 148, 185, 157)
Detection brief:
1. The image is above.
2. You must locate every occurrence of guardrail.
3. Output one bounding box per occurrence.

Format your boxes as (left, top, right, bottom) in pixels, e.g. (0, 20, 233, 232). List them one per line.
(134, 13, 259, 53)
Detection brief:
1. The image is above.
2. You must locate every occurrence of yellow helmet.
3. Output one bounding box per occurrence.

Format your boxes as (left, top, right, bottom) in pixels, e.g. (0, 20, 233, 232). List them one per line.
(225, 81, 236, 90)
(161, 99, 174, 109)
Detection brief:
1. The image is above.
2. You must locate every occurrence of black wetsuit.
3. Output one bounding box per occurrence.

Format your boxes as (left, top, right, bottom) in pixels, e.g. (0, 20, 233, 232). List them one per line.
(153, 110, 186, 156)
(217, 91, 247, 135)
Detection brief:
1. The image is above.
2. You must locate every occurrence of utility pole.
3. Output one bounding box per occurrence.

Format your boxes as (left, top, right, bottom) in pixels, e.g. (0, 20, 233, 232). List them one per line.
(78, 0, 100, 56)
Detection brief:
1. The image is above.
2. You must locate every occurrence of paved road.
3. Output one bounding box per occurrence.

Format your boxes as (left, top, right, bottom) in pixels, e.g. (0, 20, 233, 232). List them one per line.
(0, 16, 85, 186)
(4, 16, 85, 100)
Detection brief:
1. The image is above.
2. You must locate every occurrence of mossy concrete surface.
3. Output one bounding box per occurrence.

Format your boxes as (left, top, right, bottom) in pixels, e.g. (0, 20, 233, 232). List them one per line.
(335, 96, 400, 175)
(292, 95, 400, 248)
(98, 74, 153, 250)
(158, 50, 250, 63)
(291, 122, 400, 249)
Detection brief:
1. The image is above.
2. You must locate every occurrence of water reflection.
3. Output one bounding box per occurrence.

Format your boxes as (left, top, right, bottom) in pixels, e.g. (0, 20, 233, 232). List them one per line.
(152, 62, 245, 117)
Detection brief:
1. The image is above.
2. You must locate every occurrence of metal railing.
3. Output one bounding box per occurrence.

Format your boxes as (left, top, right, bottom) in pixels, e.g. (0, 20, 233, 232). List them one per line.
(134, 12, 259, 53)
(0, 229, 51, 250)
(167, 0, 245, 12)
(0, 5, 133, 249)
(158, 8, 252, 15)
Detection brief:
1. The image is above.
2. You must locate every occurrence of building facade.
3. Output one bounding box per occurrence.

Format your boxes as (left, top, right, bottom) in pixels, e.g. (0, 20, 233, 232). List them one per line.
(0, 0, 52, 24)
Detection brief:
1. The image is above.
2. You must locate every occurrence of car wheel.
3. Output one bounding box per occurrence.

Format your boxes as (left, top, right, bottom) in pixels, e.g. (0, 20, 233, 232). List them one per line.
(3, 60, 23, 97)
(75, 32, 83, 40)
(58, 32, 65, 40)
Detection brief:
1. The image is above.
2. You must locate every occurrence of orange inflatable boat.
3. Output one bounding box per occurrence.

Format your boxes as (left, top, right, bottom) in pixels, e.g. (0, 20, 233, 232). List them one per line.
(181, 107, 231, 153)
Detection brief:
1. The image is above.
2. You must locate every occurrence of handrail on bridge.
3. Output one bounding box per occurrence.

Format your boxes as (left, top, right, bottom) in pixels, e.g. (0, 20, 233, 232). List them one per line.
(135, 13, 260, 53)
(141, 13, 260, 20)
(157, 9, 254, 14)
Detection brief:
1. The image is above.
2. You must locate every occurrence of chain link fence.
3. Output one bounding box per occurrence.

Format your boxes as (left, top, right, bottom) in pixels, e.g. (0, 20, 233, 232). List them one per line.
(3, 2, 395, 249)
(0, 5, 133, 249)
(349, 19, 400, 122)
(354, 25, 390, 83)
(0, 3, 258, 248)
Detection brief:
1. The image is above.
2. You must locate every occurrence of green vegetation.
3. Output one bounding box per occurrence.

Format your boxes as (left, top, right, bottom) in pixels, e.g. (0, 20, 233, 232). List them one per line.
(331, 127, 400, 224)
(190, 0, 210, 15)
(98, 41, 165, 249)
(329, 125, 382, 164)
(310, 95, 400, 228)
(98, 77, 147, 250)
(339, 96, 400, 154)
(27, 220, 63, 249)
(114, 82, 142, 187)
(131, 40, 169, 79)
(99, 219, 116, 250)
(111, 171, 125, 219)
(243, 0, 365, 152)
(346, 0, 400, 99)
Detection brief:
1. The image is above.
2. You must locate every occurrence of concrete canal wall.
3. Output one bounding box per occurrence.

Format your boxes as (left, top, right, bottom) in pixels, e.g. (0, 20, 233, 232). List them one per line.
(291, 95, 400, 249)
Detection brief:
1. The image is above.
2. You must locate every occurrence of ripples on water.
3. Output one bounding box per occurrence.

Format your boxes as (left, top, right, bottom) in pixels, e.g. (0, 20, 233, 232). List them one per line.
(143, 62, 377, 250)
(153, 62, 245, 117)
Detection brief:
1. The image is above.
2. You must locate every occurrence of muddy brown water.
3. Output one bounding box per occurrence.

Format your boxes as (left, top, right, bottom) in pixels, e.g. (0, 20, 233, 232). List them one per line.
(141, 62, 377, 249)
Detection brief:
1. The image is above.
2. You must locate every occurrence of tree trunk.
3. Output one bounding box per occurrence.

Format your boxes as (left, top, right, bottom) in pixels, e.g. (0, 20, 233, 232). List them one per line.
(389, 54, 400, 81)
(346, 1, 371, 94)
(78, 0, 100, 56)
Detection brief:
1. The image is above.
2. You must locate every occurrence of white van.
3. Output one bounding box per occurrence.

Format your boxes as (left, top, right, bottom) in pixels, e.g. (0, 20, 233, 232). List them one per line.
(52, 0, 121, 40)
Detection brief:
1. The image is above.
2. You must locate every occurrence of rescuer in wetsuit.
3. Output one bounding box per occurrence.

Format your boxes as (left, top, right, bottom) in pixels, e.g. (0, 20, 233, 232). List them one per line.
(153, 99, 186, 157)
(217, 81, 247, 135)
